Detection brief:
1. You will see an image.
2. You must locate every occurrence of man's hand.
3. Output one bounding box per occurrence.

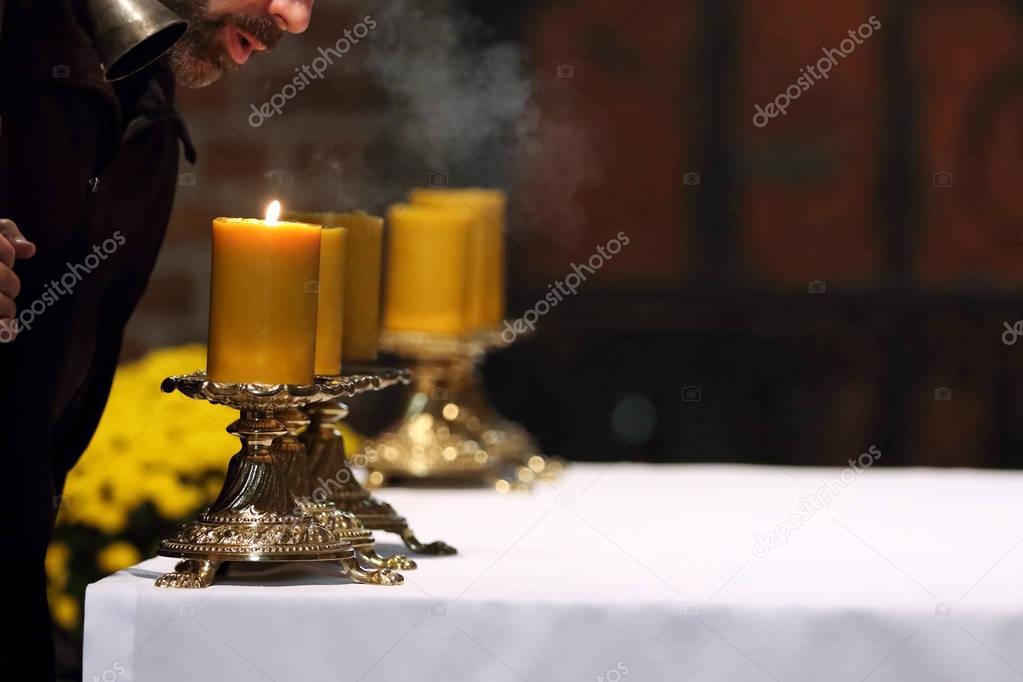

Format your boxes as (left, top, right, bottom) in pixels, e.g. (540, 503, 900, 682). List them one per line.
(0, 219, 37, 342)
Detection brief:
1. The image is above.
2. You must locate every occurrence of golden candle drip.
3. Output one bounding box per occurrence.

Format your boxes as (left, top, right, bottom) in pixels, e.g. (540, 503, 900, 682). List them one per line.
(409, 188, 507, 328)
(315, 226, 347, 377)
(207, 200, 321, 385)
(384, 203, 474, 335)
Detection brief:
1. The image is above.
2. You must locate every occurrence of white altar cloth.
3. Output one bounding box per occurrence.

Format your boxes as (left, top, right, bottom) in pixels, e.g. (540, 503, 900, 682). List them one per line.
(83, 463, 1023, 681)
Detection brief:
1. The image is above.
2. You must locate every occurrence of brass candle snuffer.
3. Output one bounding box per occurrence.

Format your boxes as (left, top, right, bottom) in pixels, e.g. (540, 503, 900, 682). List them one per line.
(84, 0, 189, 81)
(358, 329, 562, 491)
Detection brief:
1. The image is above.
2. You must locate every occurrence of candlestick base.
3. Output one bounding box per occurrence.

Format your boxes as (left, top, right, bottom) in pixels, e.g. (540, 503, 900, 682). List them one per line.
(295, 500, 416, 571)
(325, 487, 457, 556)
(276, 396, 417, 573)
(304, 368, 458, 556)
(155, 373, 406, 588)
(155, 560, 220, 589)
(358, 330, 562, 490)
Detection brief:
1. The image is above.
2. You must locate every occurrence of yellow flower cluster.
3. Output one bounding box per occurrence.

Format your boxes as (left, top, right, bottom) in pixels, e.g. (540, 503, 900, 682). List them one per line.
(46, 539, 142, 629)
(58, 345, 236, 533)
(48, 345, 234, 631)
(96, 540, 142, 574)
(46, 542, 78, 630)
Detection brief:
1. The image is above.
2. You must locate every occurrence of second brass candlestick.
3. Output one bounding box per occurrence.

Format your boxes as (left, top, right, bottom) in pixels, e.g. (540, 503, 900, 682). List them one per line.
(358, 330, 562, 490)
(277, 407, 416, 570)
(303, 367, 456, 555)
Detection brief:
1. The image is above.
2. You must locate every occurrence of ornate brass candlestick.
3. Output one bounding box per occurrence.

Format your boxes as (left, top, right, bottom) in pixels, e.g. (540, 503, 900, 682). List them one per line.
(155, 373, 405, 589)
(276, 405, 415, 571)
(303, 367, 457, 555)
(358, 329, 561, 490)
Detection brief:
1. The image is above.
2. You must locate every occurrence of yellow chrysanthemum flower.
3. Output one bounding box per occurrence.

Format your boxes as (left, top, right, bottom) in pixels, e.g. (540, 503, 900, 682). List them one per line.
(96, 541, 142, 574)
(61, 345, 236, 530)
(49, 590, 80, 630)
(45, 542, 71, 589)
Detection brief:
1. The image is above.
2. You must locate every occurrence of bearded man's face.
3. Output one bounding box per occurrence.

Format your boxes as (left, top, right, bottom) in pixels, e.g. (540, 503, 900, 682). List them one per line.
(161, 0, 313, 87)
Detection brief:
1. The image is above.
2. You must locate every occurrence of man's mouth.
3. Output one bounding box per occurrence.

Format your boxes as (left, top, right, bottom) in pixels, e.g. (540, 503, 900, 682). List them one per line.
(224, 24, 266, 65)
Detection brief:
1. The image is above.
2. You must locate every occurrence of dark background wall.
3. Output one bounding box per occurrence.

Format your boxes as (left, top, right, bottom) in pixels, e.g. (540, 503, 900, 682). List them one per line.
(128, 0, 1023, 468)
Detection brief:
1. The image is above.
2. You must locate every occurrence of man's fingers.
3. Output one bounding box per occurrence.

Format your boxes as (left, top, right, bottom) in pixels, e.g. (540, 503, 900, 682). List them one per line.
(0, 218, 36, 260)
(0, 265, 20, 299)
(0, 234, 13, 268)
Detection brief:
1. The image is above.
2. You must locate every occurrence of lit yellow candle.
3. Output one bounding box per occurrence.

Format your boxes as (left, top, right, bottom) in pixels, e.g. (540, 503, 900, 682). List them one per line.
(384, 203, 473, 334)
(207, 201, 321, 385)
(314, 226, 347, 376)
(409, 188, 506, 328)
(285, 211, 384, 363)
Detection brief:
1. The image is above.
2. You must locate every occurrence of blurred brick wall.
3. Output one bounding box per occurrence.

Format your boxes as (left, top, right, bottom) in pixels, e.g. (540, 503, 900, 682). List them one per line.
(519, 0, 694, 289)
(520, 0, 1023, 290)
(738, 0, 886, 285)
(502, 0, 1023, 467)
(916, 0, 1023, 285)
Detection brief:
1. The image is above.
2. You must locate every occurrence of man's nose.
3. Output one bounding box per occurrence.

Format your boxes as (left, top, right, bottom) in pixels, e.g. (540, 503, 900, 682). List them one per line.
(267, 0, 312, 34)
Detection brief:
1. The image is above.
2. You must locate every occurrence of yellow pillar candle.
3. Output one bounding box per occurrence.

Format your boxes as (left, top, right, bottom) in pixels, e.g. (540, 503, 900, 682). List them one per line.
(207, 201, 322, 385)
(285, 210, 384, 363)
(384, 203, 474, 334)
(334, 212, 384, 362)
(409, 188, 506, 328)
(314, 226, 347, 376)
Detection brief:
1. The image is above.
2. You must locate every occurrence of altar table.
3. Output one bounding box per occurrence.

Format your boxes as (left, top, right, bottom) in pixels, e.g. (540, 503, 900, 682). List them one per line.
(83, 463, 1023, 681)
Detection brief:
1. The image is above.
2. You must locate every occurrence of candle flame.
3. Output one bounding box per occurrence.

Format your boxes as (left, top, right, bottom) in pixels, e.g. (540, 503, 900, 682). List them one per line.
(265, 200, 281, 225)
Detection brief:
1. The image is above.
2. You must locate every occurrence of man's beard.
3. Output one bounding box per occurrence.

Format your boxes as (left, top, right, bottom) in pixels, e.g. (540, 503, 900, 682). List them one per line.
(160, 0, 282, 88)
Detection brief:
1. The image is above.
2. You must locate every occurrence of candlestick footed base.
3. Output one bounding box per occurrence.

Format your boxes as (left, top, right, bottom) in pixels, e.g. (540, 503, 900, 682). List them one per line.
(276, 394, 418, 570)
(357, 330, 562, 491)
(303, 368, 457, 556)
(154, 373, 407, 588)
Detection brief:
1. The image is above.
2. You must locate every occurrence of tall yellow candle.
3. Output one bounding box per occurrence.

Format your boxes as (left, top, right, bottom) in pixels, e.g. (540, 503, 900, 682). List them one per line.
(207, 201, 321, 385)
(285, 211, 384, 362)
(314, 226, 347, 376)
(384, 203, 474, 334)
(409, 188, 506, 328)
(334, 212, 384, 362)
